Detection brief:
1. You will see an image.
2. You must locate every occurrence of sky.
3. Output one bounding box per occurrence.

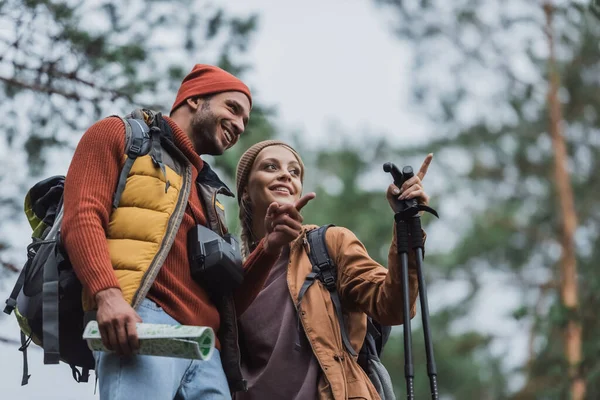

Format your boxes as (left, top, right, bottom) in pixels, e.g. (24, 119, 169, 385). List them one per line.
(0, 0, 528, 398)
(230, 1, 430, 143)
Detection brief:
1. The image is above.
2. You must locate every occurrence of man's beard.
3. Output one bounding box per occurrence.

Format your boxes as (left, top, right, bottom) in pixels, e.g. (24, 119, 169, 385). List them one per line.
(190, 105, 221, 155)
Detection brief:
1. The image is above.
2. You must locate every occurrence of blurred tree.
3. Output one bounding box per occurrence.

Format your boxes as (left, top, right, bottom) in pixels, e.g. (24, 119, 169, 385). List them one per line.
(544, 2, 584, 398)
(372, 0, 600, 398)
(0, 0, 274, 272)
(0, 0, 279, 349)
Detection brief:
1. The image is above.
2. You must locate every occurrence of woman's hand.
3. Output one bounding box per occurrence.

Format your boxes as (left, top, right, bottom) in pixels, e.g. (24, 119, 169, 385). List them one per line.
(263, 192, 316, 255)
(386, 154, 433, 213)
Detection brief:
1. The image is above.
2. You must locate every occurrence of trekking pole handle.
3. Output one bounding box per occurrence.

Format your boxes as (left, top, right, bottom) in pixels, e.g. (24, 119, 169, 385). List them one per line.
(384, 163, 420, 213)
(401, 167, 420, 208)
(382, 162, 404, 187)
(382, 162, 416, 197)
(402, 166, 414, 181)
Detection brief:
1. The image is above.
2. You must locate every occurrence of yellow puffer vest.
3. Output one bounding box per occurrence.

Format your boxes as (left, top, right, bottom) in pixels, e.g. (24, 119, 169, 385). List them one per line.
(81, 113, 192, 312)
(82, 154, 188, 311)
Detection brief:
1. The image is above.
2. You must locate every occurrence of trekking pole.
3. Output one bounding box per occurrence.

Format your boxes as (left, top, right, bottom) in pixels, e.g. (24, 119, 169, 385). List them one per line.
(383, 162, 440, 400)
(393, 198, 416, 400)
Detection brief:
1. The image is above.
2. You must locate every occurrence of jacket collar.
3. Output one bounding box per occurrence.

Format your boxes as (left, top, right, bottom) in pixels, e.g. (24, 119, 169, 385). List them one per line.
(196, 162, 234, 197)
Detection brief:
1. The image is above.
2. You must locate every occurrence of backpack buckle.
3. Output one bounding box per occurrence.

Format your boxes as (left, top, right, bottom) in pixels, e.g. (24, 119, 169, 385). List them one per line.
(128, 137, 143, 156)
(4, 298, 16, 315)
(27, 247, 36, 260)
(320, 269, 336, 291)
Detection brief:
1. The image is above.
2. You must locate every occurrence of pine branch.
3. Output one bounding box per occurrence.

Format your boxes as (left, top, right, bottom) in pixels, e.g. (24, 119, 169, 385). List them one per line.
(1, 61, 133, 103)
(9, 59, 130, 100)
(0, 75, 82, 100)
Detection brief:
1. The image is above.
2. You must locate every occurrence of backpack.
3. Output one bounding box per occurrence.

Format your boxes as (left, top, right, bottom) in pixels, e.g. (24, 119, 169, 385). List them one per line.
(3, 109, 172, 386)
(298, 225, 396, 400)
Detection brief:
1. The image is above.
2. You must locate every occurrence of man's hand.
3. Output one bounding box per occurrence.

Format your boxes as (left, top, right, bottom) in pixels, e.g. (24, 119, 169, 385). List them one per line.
(387, 153, 433, 213)
(95, 288, 142, 357)
(263, 192, 316, 255)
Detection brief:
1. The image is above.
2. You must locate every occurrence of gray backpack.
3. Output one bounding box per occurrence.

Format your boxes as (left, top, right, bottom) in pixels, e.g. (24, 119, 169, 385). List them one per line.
(3, 110, 172, 385)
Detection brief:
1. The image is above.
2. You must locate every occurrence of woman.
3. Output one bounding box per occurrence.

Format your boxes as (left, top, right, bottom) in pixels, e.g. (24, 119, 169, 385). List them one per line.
(234, 140, 432, 399)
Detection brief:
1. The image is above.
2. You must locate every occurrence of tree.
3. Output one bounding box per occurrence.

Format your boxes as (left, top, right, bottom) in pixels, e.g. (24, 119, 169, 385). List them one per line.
(0, 0, 277, 349)
(544, 2, 583, 398)
(372, 0, 600, 398)
(0, 0, 269, 272)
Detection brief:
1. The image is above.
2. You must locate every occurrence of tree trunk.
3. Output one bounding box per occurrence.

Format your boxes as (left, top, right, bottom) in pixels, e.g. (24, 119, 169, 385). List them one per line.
(543, 3, 584, 399)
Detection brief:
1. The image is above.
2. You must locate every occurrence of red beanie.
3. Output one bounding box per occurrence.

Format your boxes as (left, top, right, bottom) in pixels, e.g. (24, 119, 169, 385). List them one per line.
(170, 64, 252, 114)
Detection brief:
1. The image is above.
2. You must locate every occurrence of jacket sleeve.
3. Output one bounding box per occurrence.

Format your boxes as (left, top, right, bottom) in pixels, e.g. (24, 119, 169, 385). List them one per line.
(333, 225, 425, 326)
(233, 239, 279, 316)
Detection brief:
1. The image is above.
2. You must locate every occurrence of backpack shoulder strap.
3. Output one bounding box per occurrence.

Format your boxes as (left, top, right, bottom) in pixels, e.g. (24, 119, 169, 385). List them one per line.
(306, 224, 336, 287)
(111, 116, 152, 209)
(298, 224, 357, 357)
(297, 224, 334, 305)
(41, 204, 65, 366)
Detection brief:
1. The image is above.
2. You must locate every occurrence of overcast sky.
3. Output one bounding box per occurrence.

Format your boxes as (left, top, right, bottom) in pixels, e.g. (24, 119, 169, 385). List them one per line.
(0, 1, 527, 398)
(227, 0, 431, 144)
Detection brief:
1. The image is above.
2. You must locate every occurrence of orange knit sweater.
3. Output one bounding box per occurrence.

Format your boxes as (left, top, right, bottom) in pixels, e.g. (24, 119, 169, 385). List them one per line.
(62, 116, 276, 349)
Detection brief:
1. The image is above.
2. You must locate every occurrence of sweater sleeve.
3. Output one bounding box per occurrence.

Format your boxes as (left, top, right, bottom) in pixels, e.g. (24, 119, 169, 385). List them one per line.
(61, 117, 126, 299)
(233, 239, 279, 316)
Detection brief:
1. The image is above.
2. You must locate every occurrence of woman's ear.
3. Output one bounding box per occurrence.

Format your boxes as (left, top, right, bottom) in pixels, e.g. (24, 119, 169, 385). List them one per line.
(241, 190, 250, 202)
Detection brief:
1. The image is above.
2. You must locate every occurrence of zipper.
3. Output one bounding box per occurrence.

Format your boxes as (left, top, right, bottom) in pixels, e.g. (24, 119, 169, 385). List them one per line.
(210, 190, 226, 236)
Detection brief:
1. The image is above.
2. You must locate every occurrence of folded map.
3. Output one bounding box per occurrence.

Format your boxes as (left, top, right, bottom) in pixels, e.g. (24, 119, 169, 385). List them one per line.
(83, 321, 215, 361)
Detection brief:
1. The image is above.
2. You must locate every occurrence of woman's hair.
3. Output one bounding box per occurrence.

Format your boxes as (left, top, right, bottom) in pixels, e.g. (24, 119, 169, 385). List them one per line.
(238, 194, 255, 260)
(235, 140, 305, 259)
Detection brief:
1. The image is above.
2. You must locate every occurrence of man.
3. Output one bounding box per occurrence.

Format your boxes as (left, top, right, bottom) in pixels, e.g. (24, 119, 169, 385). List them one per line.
(62, 64, 308, 399)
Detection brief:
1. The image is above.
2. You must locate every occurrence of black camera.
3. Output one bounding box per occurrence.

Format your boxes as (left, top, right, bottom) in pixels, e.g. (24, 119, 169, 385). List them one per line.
(188, 224, 244, 296)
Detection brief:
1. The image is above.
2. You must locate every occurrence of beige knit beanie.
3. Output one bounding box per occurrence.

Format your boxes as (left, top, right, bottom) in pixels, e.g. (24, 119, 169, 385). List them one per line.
(235, 140, 305, 203)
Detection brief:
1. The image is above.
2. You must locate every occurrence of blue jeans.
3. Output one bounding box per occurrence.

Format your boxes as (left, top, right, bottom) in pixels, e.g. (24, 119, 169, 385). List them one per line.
(94, 298, 231, 400)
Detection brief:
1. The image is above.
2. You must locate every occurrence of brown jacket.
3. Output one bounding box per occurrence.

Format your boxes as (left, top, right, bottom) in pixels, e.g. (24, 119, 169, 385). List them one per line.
(288, 224, 421, 400)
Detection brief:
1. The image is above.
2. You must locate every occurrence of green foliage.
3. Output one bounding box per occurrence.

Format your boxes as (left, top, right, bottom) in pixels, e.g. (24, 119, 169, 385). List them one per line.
(373, 0, 600, 398)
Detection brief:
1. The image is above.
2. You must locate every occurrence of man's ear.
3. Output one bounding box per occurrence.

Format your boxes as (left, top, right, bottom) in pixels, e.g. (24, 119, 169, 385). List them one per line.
(186, 97, 201, 111)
